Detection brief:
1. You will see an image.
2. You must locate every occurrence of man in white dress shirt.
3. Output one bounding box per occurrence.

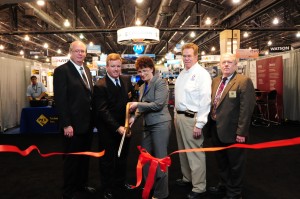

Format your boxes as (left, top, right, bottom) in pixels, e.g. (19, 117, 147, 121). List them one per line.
(174, 43, 212, 199)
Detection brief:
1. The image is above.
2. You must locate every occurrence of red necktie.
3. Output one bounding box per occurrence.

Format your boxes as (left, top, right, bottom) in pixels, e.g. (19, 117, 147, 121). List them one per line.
(211, 77, 227, 120)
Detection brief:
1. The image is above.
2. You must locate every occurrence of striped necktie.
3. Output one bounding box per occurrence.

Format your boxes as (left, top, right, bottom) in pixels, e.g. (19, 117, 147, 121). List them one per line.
(211, 77, 227, 120)
(80, 67, 90, 90)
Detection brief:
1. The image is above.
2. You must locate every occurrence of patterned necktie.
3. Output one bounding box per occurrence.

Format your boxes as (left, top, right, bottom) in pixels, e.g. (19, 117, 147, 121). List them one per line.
(211, 77, 228, 120)
(115, 78, 121, 88)
(80, 67, 90, 90)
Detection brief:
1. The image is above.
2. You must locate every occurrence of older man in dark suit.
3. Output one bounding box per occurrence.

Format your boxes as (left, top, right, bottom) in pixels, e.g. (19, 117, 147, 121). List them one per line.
(208, 52, 256, 199)
(93, 53, 135, 199)
(53, 40, 95, 199)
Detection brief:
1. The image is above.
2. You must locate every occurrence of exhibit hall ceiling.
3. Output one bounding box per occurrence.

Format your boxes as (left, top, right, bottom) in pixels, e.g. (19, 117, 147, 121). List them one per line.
(0, 0, 299, 62)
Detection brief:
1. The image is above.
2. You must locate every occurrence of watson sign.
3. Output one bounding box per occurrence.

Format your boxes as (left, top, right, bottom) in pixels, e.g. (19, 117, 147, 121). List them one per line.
(269, 45, 291, 53)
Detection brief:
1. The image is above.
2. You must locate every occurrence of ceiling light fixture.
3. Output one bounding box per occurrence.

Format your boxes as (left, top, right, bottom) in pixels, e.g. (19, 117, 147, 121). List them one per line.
(79, 34, 84, 39)
(243, 32, 249, 38)
(34, 55, 39, 59)
(20, 50, 24, 55)
(135, 18, 141, 26)
(89, 42, 94, 46)
(36, 0, 45, 6)
(205, 17, 212, 25)
(57, 49, 62, 54)
(272, 17, 279, 25)
(43, 43, 49, 49)
(0, 45, 4, 50)
(190, 31, 195, 38)
(64, 19, 70, 27)
(136, 0, 143, 3)
(265, 51, 269, 55)
(211, 46, 216, 51)
(46, 58, 50, 62)
(267, 40, 272, 46)
(201, 51, 205, 55)
(181, 40, 185, 45)
(24, 35, 30, 41)
(232, 0, 240, 3)
(296, 32, 300, 38)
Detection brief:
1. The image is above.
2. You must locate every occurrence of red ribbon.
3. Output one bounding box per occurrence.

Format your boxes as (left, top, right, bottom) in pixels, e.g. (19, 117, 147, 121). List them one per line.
(130, 146, 171, 199)
(133, 136, 300, 199)
(0, 145, 105, 158)
(2, 136, 300, 199)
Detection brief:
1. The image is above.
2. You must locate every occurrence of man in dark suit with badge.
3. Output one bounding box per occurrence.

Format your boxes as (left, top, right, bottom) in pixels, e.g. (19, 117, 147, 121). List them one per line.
(207, 52, 256, 199)
(53, 40, 95, 199)
(93, 53, 135, 199)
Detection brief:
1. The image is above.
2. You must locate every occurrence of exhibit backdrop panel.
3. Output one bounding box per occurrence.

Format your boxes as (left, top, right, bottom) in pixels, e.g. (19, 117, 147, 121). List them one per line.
(256, 56, 283, 121)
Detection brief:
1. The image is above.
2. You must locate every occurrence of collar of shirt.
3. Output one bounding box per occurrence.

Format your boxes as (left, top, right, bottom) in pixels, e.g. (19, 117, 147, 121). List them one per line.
(222, 73, 234, 84)
(107, 73, 120, 86)
(70, 59, 83, 75)
(183, 62, 201, 73)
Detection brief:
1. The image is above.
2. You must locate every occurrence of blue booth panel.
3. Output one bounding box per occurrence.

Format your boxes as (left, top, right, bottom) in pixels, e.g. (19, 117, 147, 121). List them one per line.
(20, 107, 59, 133)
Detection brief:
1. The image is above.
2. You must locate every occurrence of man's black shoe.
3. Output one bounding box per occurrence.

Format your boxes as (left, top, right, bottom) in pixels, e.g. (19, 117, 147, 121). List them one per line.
(208, 185, 226, 195)
(103, 191, 114, 199)
(123, 183, 134, 190)
(175, 179, 192, 186)
(187, 191, 206, 199)
(79, 186, 96, 194)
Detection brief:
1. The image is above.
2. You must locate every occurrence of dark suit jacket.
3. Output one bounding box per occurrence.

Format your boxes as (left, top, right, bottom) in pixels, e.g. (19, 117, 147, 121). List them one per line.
(136, 75, 171, 125)
(53, 60, 93, 134)
(93, 75, 134, 132)
(211, 72, 256, 143)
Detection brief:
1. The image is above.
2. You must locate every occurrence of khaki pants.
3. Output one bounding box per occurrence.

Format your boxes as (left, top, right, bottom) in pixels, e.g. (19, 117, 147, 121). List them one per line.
(175, 113, 206, 193)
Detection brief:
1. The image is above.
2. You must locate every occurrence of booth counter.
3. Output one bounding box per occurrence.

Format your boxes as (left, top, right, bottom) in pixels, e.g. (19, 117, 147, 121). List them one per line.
(20, 107, 59, 134)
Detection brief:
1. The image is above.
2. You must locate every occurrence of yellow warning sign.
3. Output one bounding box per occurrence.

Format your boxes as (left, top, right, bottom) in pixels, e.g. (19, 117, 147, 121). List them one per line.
(36, 114, 49, 126)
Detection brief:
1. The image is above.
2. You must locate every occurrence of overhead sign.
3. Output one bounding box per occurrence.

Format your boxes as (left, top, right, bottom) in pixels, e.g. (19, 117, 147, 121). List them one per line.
(236, 49, 259, 59)
(87, 45, 101, 54)
(201, 55, 220, 63)
(117, 26, 159, 45)
(122, 54, 156, 60)
(269, 45, 291, 53)
(51, 56, 69, 67)
(133, 45, 145, 54)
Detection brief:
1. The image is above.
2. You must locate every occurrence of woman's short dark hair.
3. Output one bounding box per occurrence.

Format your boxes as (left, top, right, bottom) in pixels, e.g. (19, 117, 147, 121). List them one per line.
(135, 56, 155, 75)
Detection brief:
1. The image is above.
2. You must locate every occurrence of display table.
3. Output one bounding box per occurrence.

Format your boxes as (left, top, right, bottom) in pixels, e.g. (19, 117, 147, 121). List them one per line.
(20, 107, 59, 133)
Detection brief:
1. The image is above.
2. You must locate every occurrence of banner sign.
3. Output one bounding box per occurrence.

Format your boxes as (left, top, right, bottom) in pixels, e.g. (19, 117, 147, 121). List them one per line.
(87, 45, 101, 54)
(201, 55, 220, 63)
(269, 45, 291, 53)
(236, 49, 259, 59)
(256, 56, 283, 121)
(51, 56, 69, 67)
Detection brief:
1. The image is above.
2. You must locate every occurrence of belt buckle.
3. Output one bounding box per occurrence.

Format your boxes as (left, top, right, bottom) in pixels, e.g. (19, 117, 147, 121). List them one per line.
(185, 110, 195, 118)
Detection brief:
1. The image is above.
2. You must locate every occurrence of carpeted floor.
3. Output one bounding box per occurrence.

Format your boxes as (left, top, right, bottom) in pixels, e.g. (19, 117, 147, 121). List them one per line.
(1, 116, 300, 199)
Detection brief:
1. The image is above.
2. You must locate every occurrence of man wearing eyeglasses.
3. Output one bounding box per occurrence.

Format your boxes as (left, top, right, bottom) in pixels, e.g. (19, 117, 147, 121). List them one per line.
(54, 40, 95, 199)
(174, 43, 212, 199)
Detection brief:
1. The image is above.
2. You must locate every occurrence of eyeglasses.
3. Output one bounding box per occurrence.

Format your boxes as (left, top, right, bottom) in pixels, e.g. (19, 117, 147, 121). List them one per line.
(72, 49, 86, 54)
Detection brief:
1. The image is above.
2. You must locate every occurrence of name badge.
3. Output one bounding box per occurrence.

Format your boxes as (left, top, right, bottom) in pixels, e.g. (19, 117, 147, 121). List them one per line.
(229, 91, 236, 98)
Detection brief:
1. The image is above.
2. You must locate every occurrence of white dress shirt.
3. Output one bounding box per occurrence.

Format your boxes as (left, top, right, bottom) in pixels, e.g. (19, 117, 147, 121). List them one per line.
(175, 62, 212, 128)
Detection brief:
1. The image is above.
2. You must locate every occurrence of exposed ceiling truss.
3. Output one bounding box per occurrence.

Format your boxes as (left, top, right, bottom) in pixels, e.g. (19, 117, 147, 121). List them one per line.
(0, 0, 299, 62)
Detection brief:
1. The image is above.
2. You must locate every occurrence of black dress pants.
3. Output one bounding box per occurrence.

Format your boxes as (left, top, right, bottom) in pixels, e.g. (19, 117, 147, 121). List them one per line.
(211, 121, 247, 198)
